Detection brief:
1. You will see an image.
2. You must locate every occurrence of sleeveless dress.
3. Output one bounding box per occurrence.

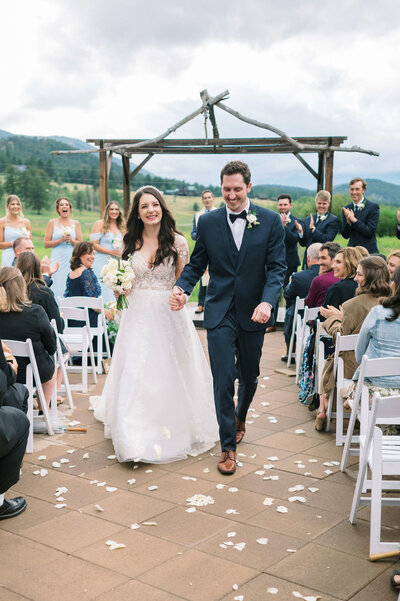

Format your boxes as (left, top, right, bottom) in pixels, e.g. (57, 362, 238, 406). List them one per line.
(93, 234, 218, 463)
(90, 230, 123, 303)
(50, 223, 77, 300)
(1, 220, 27, 266)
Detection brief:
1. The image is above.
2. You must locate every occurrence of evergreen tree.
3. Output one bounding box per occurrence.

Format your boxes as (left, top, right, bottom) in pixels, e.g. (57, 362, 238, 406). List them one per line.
(19, 167, 51, 213)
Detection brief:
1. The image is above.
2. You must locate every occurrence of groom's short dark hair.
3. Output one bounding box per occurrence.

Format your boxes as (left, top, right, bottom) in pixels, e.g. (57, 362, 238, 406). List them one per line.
(220, 161, 251, 185)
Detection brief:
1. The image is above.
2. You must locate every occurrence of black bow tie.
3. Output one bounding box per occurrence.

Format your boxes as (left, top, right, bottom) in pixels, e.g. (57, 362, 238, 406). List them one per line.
(229, 210, 247, 223)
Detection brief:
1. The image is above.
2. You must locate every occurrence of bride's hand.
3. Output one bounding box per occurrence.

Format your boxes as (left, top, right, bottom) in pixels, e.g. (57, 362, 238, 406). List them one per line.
(169, 287, 186, 311)
(114, 290, 121, 299)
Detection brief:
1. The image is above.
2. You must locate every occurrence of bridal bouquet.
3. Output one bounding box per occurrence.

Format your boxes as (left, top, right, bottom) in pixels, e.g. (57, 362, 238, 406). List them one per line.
(112, 237, 123, 251)
(60, 226, 73, 243)
(101, 256, 134, 311)
(19, 226, 30, 238)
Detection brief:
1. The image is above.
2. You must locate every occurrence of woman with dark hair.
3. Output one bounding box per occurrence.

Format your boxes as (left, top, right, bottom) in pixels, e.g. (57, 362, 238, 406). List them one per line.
(93, 186, 218, 463)
(0, 267, 56, 409)
(64, 241, 101, 327)
(44, 197, 82, 299)
(314, 256, 392, 430)
(90, 201, 126, 302)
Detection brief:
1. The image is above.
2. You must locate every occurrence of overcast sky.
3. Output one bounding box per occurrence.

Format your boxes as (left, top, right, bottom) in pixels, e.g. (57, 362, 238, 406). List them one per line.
(1, 0, 399, 188)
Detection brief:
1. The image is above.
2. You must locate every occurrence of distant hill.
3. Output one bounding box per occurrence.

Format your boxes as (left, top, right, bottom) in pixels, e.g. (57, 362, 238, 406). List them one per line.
(251, 184, 313, 201)
(333, 179, 400, 207)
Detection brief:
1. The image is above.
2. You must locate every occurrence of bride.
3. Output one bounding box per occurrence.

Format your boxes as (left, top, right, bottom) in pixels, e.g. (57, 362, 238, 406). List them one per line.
(93, 186, 218, 463)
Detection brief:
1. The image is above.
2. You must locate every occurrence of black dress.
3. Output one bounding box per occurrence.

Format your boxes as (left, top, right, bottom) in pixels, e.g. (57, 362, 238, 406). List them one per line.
(0, 305, 57, 384)
(28, 281, 67, 353)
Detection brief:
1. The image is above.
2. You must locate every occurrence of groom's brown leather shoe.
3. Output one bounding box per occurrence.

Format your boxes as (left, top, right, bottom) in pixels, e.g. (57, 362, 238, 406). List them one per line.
(218, 450, 236, 475)
(235, 416, 246, 444)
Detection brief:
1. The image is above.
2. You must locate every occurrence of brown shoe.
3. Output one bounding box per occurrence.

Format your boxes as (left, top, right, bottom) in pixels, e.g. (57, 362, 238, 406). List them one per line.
(235, 416, 246, 444)
(266, 326, 276, 333)
(195, 306, 204, 314)
(218, 450, 236, 475)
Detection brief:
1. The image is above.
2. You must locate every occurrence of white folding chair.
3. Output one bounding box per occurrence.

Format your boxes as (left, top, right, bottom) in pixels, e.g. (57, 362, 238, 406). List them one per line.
(314, 319, 332, 396)
(296, 306, 319, 384)
(58, 306, 97, 393)
(325, 332, 359, 444)
(51, 319, 74, 410)
(287, 296, 305, 368)
(349, 392, 400, 559)
(3, 338, 54, 453)
(58, 296, 111, 374)
(340, 356, 400, 472)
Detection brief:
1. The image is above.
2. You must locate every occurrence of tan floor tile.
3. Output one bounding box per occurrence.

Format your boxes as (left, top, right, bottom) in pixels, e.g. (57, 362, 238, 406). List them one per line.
(52, 425, 106, 449)
(138, 549, 258, 601)
(350, 565, 400, 601)
(358, 504, 400, 530)
(249, 500, 344, 541)
(0, 587, 36, 601)
(0, 531, 64, 587)
(285, 418, 336, 440)
(302, 439, 357, 462)
(0, 495, 73, 533)
(249, 398, 286, 414)
(38, 448, 117, 476)
(75, 529, 184, 577)
(197, 522, 304, 570)
(272, 401, 314, 420)
(274, 453, 341, 479)
(177, 453, 255, 483)
(237, 424, 273, 443)
(85, 437, 128, 456)
(249, 413, 307, 433)
(80, 490, 174, 525)
(82, 463, 170, 490)
(139, 505, 234, 546)
(11, 466, 74, 501)
(236, 442, 295, 464)
(133, 471, 217, 504)
(297, 479, 359, 516)
(234, 468, 317, 499)
(94, 580, 185, 601)
(267, 542, 387, 599)
(8, 555, 128, 601)
(21, 511, 125, 553)
(23, 439, 73, 465)
(198, 485, 275, 523)
(255, 431, 323, 452)
(220, 573, 343, 601)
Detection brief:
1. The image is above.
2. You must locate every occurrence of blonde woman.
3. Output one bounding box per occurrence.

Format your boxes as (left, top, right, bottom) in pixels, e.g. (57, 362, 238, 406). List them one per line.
(0, 195, 31, 266)
(90, 201, 126, 302)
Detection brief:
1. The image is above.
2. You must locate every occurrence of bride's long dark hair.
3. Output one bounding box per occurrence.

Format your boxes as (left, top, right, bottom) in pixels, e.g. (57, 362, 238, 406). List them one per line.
(122, 187, 180, 266)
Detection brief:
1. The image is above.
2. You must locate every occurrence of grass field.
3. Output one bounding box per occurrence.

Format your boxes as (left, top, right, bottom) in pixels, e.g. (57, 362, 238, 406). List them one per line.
(2, 194, 399, 302)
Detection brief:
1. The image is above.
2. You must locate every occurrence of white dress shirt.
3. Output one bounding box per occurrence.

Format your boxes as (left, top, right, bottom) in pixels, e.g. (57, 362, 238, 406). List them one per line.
(226, 200, 250, 250)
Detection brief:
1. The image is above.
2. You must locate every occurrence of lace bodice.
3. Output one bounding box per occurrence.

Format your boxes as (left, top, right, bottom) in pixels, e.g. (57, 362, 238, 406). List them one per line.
(131, 233, 188, 291)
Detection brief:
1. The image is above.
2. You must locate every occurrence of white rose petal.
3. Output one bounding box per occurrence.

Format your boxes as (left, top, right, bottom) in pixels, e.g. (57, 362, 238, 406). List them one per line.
(37, 455, 46, 461)
(267, 588, 279, 594)
(227, 531, 236, 537)
(308, 487, 319, 493)
(226, 509, 239, 515)
(142, 521, 157, 526)
(127, 478, 136, 485)
(263, 497, 274, 506)
(277, 506, 288, 513)
(60, 458, 69, 464)
(106, 486, 117, 492)
(228, 487, 238, 493)
(185, 507, 196, 513)
(55, 503, 67, 509)
(52, 462, 61, 468)
(82, 453, 89, 459)
(288, 485, 304, 492)
(130, 523, 140, 529)
(256, 538, 269, 545)
(107, 455, 116, 460)
(94, 504, 104, 512)
(295, 429, 306, 434)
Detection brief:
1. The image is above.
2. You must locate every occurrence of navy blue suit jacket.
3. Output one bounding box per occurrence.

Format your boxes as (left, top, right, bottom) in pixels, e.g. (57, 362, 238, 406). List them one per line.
(299, 212, 339, 268)
(284, 263, 320, 308)
(176, 203, 286, 331)
(341, 199, 380, 253)
(284, 214, 303, 269)
(396, 225, 400, 240)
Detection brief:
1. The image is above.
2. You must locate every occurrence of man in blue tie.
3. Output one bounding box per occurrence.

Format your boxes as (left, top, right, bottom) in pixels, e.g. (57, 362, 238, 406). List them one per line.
(342, 177, 380, 253)
(191, 190, 217, 314)
(170, 161, 286, 475)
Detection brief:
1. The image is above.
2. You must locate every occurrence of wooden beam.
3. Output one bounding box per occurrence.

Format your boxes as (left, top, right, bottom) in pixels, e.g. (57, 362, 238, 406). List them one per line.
(324, 138, 334, 200)
(107, 151, 113, 178)
(293, 153, 318, 179)
(122, 155, 130, 217)
(129, 153, 154, 179)
(99, 141, 108, 215)
(317, 152, 324, 191)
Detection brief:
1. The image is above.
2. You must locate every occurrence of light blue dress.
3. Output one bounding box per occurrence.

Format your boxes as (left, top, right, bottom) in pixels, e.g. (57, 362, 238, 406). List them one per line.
(90, 230, 123, 303)
(50, 223, 77, 300)
(1, 221, 27, 266)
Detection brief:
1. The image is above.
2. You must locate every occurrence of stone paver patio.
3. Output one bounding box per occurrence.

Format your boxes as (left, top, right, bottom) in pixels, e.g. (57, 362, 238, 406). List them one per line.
(1, 328, 399, 601)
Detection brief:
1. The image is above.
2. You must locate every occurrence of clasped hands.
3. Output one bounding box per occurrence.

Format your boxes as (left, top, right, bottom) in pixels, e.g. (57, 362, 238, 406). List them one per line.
(343, 207, 357, 224)
(319, 304, 342, 320)
(169, 287, 271, 323)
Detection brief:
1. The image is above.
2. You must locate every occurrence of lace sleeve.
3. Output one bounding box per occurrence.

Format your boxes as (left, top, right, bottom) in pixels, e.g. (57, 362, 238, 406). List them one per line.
(174, 234, 189, 279)
(81, 269, 102, 297)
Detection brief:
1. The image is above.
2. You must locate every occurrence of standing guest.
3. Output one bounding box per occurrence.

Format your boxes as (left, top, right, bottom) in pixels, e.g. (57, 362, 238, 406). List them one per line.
(90, 201, 126, 302)
(0, 195, 31, 267)
(171, 161, 286, 474)
(297, 190, 340, 269)
(44, 197, 82, 299)
(0, 267, 56, 410)
(13, 237, 59, 287)
(282, 242, 321, 362)
(315, 256, 391, 430)
(305, 241, 341, 308)
(191, 190, 217, 314)
(269, 193, 303, 332)
(342, 177, 379, 254)
(64, 241, 101, 327)
(388, 250, 400, 283)
(0, 371, 29, 521)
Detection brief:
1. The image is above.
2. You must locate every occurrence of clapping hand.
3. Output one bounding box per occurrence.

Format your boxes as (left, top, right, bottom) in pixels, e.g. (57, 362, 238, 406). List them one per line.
(319, 304, 342, 319)
(343, 207, 356, 224)
(280, 212, 288, 227)
(294, 220, 303, 235)
(169, 286, 186, 311)
(251, 302, 271, 324)
(397, 209, 400, 225)
(309, 214, 315, 230)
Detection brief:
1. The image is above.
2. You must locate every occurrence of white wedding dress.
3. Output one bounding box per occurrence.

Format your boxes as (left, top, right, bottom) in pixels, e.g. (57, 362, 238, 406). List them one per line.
(93, 234, 219, 463)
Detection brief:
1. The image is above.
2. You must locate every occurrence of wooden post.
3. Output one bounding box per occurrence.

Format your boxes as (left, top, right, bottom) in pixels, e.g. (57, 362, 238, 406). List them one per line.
(122, 155, 130, 217)
(317, 152, 324, 191)
(324, 139, 334, 196)
(99, 141, 108, 215)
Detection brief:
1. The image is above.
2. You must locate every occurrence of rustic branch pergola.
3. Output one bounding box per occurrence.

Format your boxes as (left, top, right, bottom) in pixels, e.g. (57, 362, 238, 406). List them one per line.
(52, 89, 379, 215)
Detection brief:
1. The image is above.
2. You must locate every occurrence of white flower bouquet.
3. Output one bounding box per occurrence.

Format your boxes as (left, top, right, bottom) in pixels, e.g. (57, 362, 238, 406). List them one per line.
(112, 237, 123, 251)
(101, 256, 135, 311)
(19, 226, 30, 238)
(60, 226, 73, 243)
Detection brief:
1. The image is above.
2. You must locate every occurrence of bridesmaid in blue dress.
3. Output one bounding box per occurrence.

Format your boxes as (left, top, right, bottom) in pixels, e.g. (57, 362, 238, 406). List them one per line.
(0, 195, 32, 266)
(90, 201, 126, 303)
(44, 197, 82, 300)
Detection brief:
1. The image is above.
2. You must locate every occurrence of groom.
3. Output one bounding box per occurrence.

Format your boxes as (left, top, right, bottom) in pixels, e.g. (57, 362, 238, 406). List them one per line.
(170, 161, 286, 475)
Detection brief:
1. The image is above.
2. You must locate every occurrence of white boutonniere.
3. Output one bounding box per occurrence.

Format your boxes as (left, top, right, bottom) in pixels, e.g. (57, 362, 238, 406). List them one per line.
(355, 202, 365, 211)
(246, 210, 260, 229)
(319, 214, 328, 221)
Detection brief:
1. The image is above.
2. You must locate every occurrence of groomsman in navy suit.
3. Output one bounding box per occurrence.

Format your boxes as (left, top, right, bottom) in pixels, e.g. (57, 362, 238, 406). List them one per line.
(297, 190, 340, 269)
(396, 209, 400, 240)
(170, 161, 286, 475)
(342, 177, 380, 253)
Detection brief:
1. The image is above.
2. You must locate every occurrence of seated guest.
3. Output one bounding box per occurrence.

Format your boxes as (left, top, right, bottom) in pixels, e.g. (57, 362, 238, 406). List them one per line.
(13, 236, 59, 286)
(282, 242, 321, 362)
(0, 339, 29, 413)
(320, 247, 364, 315)
(0, 267, 56, 409)
(388, 250, 400, 283)
(342, 177, 379, 254)
(64, 241, 101, 327)
(305, 241, 341, 308)
(298, 190, 340, 269)
(315, 256, 391, 430)
(0, 371, 29, 520)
